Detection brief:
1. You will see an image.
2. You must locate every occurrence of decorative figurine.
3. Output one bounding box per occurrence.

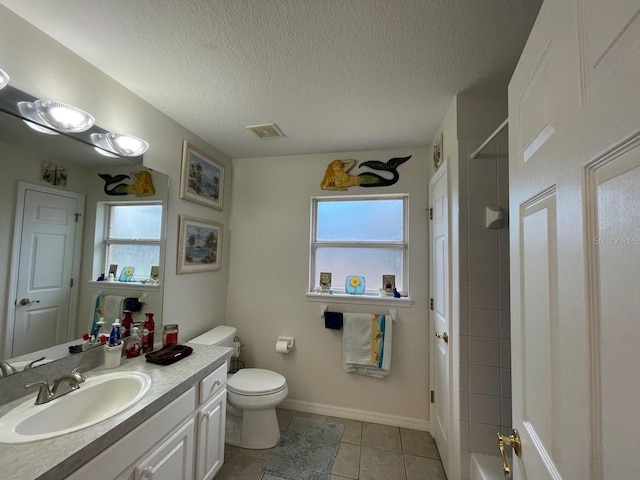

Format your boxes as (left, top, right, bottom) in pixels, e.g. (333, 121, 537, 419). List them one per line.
(320, 155, 411, 191)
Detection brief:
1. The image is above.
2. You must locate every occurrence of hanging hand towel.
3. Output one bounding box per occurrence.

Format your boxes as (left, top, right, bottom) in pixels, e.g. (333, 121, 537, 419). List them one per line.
(96, 295, 125, 331)
(343, 313, 392, 378)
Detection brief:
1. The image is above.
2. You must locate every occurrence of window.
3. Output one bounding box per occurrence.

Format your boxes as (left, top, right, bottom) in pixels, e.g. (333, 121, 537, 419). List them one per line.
(103, 203, 162, 281)
(310, 195, 408, 295)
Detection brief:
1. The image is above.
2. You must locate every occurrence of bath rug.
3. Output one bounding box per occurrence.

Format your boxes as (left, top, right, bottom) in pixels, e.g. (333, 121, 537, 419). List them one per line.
(264, 416, 344, 480)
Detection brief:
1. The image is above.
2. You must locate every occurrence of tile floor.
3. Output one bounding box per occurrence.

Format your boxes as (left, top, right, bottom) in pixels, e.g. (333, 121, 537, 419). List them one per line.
(216, 408, 447, 480)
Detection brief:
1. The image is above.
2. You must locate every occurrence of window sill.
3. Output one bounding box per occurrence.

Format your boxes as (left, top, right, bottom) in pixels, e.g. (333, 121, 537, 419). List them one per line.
(305, 292, 413, 307)
(87, 281, 160, 290)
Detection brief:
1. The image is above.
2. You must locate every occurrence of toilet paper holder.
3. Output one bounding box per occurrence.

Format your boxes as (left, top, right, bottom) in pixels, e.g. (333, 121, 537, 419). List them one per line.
(276, 336, 295, 352)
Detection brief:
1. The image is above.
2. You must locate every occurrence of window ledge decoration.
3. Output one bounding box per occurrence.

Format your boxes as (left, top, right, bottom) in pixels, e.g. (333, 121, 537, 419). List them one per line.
(305, 291, 412, 307)
(320, 156, 411, 191)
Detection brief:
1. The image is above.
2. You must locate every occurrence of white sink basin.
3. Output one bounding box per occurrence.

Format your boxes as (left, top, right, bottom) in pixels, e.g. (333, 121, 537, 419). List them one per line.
(0, 371, 151, 444)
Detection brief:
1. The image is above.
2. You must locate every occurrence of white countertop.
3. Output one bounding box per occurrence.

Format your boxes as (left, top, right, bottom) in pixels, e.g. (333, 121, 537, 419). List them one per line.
(0, 344, 232, 480)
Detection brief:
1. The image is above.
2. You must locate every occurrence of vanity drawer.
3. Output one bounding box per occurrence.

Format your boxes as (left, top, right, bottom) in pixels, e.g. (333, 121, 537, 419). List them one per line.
(199, 362, 227, 404)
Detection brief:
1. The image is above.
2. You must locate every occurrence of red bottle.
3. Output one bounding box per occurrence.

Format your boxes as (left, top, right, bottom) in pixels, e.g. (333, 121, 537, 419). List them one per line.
(143, 313, 155, 352)
(121, 310, 134, 339)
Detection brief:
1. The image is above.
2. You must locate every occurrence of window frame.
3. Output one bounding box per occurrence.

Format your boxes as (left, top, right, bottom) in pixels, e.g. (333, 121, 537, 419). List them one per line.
(308, 193, 410, 302)
(102, 201, 163, 281)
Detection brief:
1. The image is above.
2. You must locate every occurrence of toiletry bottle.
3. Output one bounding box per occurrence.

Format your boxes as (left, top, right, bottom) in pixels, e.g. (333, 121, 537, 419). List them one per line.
(142, 313, 155, 353)
(109, 320, 121, 347)
(125, 327, 143, 358)
(121, 310, 134, 339)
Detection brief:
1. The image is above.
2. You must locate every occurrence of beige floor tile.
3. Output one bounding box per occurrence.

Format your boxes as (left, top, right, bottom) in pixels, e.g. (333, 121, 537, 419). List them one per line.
(293, 411, 328, 423)
(328, 416, 363, 445)
(276, 408, 296, 431)
(216, 454, 266, 480)
(362, 422, 402, 452)
(226, 444, 274, 460)
(360, 446, 406, 480)
(404, 454, 447, 480)
(331, 442, 361, 479)
(261, 474, 288, 480)
(400, 428, 440, 459)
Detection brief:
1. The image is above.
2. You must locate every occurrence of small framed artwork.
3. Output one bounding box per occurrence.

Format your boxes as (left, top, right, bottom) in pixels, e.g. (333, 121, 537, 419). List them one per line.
(180, 141, 225, 210)
(382, 274, 396, 293)
(150, 266, 160, 280)
(319, 272, 332, 289)
(433, 132, 443, 170)
(177, 215, 223, 274)
(108, 264, 118, 277)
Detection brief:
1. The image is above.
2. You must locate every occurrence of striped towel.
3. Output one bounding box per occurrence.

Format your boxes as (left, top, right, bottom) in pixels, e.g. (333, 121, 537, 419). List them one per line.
(343, 313, 392, 378)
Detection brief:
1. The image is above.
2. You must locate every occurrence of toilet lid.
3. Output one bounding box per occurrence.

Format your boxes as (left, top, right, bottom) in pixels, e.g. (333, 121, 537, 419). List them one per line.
(227, 368, 286, 395)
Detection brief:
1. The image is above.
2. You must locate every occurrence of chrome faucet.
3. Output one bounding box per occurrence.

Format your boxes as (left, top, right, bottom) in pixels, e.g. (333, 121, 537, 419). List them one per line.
(24, 368, 86, 405)
(0, 360, 17, 377)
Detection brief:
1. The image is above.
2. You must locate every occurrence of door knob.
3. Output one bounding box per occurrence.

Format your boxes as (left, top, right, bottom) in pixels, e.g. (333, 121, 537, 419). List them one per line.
(18, 298, 39, 306)
(497, 429, 521, 477)
(435, 331, 449, 343)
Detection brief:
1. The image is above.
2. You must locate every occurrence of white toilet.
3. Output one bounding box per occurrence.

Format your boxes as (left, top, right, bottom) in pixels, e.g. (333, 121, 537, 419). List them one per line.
(189, 326, 288, 449)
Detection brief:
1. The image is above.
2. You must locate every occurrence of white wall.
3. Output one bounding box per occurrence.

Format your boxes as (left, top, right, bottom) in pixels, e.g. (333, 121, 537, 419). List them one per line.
(227, 147, 431, 427)
(0, 6, 231, 343)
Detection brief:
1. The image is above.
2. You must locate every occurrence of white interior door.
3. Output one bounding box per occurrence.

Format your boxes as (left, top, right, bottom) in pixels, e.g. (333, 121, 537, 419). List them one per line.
(508, 0, 640, 478)
(429, 160, 450, 477)
(10, 184, 82, 357)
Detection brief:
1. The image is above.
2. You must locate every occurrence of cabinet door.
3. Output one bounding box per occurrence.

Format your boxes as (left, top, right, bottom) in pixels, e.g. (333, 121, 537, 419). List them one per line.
(196, 388, 227, 480)
(134, 417, 195, 480)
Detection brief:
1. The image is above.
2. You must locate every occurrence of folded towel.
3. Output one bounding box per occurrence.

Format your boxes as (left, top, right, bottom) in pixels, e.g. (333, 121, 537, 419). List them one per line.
(343, 313, 392, 378)
(95, 295, 125, 331)
(324, 311, 343, 330)
(146, 344, 193, 365)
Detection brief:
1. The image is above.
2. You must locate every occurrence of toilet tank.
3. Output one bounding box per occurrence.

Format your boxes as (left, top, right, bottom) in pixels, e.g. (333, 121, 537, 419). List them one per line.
(189, 325, 237, 347)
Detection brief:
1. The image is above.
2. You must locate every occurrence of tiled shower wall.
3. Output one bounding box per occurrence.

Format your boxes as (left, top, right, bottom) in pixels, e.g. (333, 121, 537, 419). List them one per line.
(459, 129, 511, 466)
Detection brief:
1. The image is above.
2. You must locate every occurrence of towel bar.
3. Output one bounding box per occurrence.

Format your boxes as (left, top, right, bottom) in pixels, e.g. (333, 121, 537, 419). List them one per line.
(320, 304, 397, 322)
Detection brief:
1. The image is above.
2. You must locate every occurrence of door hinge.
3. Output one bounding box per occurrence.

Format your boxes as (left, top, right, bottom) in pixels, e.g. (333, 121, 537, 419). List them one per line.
(73, 213, 82, 223)
(429, 208, 433, 220)
(70, 278, 74, 288)
(430, 298, 434, 310)
(430, 390, 435, 403)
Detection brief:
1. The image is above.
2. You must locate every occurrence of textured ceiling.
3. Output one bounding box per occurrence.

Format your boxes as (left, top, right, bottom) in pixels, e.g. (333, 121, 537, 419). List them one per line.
(1, 0, 542, 159)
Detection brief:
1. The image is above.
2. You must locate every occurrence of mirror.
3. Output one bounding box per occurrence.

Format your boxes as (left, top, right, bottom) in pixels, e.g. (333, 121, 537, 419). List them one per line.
(0, 85, 169, 376)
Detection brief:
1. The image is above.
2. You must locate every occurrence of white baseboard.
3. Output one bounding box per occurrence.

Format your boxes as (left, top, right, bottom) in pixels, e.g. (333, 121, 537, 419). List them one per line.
(280, 398, 430, 432)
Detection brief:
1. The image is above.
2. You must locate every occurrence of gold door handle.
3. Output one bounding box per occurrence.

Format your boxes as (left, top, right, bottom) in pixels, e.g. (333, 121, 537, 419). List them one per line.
(18, 298, 39, 306)
(497, 429, 521, 477)
(435, 331, 448, 343)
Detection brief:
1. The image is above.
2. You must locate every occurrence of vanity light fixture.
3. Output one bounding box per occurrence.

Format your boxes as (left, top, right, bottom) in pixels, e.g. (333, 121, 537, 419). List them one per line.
(34, 99, 95, 133)
(94, 147, 120, 158)
(91, 132, 149, 157)
(17, 101, 59, 135)
(0, 68, 9, 90)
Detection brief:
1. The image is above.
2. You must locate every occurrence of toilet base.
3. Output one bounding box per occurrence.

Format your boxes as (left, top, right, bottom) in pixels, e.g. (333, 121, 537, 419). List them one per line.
(224, 408, 281, 449)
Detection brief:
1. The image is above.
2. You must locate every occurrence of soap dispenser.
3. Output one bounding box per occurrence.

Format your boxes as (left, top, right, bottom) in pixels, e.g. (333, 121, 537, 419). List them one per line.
(125, 327, 143, 358)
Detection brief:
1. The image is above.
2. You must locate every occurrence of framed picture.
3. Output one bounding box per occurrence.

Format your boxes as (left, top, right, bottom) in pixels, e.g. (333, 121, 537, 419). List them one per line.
(180, 141, 225, 210)
(319, 272, 332, 289)
(177, 215, 223, 274)
(433, 132, 443, 170)
(382, 274, 396, 293)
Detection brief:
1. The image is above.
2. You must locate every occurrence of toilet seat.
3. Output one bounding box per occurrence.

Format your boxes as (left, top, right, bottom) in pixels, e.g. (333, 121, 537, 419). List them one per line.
(227, 368, 286, 396)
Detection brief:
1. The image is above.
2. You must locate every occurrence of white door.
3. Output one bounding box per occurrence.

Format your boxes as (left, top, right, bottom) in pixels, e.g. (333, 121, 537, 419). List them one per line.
(429, 160, 450, 476)
(507, 0, 640, 478)
(10, 184, 82, 357)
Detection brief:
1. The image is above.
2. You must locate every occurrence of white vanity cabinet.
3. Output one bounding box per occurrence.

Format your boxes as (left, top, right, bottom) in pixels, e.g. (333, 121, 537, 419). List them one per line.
(134, 418, 196, 480)
(196, 363, 227, 480)
(66, 362, 228, 480)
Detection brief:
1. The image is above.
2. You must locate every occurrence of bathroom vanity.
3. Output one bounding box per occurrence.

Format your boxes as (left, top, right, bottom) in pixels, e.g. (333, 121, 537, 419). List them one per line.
(0, 344, 232, 480)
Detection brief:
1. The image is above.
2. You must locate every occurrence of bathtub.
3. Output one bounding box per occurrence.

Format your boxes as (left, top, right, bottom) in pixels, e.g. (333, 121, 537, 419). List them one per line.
(470, 453, 503, 480)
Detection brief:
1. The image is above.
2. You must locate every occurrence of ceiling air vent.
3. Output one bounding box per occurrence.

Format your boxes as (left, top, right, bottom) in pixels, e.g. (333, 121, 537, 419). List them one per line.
(245, 123, 286, 140)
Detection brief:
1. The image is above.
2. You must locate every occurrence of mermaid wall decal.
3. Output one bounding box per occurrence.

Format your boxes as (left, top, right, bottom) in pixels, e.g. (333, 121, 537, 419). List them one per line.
(320, 155, 411, 191)
(98, 170, 156, 196)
